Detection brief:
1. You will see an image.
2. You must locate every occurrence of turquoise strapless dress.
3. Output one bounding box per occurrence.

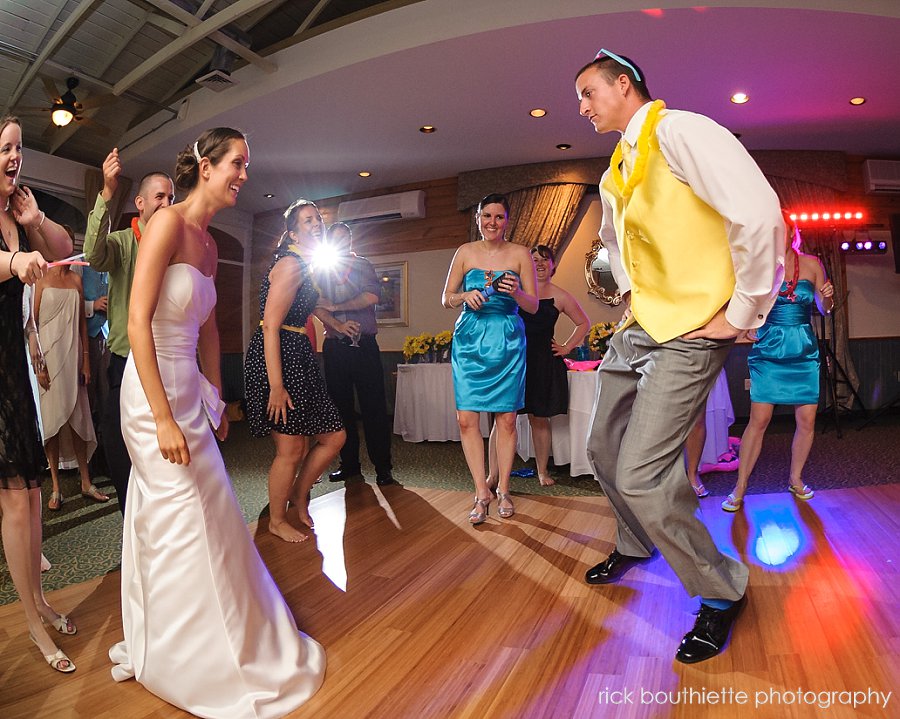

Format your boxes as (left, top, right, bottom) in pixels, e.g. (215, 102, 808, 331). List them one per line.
(451, 269, 526, 412)
(748, 279, 820, 405)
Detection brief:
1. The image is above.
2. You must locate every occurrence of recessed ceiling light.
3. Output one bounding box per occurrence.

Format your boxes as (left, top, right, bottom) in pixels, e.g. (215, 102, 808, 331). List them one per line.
(530, 108, 547, 118)
(730, 92, 749, 104)
(556, 143, 572, 150)
(263, 193, 274, 198)
(419, 125, 436, 133)
(849, 97, 866, 106)
(358, 171, 371, 178)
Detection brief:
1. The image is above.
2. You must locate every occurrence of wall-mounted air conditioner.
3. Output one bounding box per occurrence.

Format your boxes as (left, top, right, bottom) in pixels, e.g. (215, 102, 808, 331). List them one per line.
(863, 160, 900, 193)
(337, 190, 425, 222)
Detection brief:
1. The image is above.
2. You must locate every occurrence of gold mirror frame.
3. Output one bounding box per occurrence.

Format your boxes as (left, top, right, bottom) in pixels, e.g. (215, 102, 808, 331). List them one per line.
(585, 236, 622, 306)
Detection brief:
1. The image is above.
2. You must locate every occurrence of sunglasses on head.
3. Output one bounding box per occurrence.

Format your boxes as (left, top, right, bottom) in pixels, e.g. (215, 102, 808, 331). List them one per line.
(594, 48, 642, 82)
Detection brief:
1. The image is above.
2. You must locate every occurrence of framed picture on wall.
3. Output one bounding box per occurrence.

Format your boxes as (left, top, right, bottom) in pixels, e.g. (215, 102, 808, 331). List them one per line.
(373, 261, 408, 326)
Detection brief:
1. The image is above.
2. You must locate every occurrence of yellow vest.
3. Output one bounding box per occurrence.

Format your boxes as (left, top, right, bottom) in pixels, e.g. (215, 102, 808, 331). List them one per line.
(601, 109, 735, 343)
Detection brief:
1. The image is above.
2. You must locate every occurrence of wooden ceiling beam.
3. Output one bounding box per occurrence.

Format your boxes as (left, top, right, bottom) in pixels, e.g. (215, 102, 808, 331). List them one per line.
(294, 0, 334, 37)
(143, 0, 277, 75)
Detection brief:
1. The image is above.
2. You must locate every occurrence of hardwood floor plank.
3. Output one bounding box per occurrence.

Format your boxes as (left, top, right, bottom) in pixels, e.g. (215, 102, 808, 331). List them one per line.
(1, 485, 897, 718)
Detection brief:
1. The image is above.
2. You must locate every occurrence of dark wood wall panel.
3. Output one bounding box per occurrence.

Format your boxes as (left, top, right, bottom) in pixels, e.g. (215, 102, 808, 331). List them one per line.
(215, 262, 243, 354)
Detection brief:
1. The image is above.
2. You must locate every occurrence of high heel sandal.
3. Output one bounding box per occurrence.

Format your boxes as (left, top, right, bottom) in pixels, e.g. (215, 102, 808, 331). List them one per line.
(48, 491, 63, 511)
(45, 613, 76, 635)
(29, 633, 76, 674)
(41, 614, 78, 635)
(497, 492, 515, 519)
(721, 493, 743, 512)
(468, 497, 491, 525)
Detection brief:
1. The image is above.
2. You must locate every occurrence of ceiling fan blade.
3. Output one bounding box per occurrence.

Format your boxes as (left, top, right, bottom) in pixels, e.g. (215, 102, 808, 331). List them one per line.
(14, 107, 50, 113)
(41, 76, 61, 103)
(78, 93, 116, 111)
(75, 115, 111, 137)
(41, 121, 57, 140)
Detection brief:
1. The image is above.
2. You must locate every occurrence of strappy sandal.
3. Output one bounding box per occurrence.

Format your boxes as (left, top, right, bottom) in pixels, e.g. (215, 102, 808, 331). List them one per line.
(497, 492, 515, 519)
(80, 484, 109, 503)
(468, 497, 491, 525)
(789, 484, 814, 500)
(721, 493, 743, 512)
(29, 633, 76, 674)
(48, 492, 63, 511)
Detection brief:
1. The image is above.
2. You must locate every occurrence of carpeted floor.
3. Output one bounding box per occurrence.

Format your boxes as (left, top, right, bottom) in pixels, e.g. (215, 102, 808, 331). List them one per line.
(1, 412, 898, 605)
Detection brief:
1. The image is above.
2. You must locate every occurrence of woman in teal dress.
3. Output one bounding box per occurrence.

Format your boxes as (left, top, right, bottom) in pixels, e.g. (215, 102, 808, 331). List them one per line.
(441, 194, 538, 524)
(722, 214, 834, 511)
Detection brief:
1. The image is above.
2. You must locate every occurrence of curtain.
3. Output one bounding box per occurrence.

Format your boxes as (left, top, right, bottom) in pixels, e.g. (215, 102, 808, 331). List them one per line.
(765, 174, 861, 411)
(84, 168, 132, 233)
(467, 183, 588, 253)
(797, 228, 861, 411)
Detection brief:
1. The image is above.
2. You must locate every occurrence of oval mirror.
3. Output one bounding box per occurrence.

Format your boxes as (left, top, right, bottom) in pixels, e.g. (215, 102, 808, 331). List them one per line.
(585, 236, 622, 306)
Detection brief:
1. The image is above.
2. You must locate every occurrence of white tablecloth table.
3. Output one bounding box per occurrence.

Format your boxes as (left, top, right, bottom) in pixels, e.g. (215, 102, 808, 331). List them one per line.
(516, 369, 735, 476)
(392, 363, 489, 442)
(393, 363, 734, 478)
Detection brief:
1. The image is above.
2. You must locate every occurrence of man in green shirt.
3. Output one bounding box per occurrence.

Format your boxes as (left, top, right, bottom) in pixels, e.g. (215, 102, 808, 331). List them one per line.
(83, 148, 174, 514)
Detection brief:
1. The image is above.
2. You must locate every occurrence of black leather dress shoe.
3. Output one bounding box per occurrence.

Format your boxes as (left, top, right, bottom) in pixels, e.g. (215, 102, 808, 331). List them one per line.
(584, 549, 643, 585)
(675, 594, 747, 664)
(375, 472, 399, 486)
(328, 467, 362, 482)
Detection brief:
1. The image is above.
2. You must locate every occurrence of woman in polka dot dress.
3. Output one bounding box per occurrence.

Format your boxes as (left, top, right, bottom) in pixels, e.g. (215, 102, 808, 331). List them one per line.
(244, 198, 345, 542)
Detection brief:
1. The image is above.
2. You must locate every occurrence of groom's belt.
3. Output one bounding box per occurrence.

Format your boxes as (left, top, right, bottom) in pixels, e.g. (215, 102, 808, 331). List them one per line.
(259, 321, 307, 335)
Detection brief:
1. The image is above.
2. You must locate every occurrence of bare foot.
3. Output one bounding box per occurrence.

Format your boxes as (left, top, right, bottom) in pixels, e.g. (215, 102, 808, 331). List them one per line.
(268, 519, 308, 543)
(298, 510, 315, 530)
(538, 474, 555, 487)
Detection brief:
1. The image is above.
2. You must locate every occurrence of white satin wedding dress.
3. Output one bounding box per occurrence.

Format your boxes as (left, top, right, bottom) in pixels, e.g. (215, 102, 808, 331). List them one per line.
(110, 263, 325, 718)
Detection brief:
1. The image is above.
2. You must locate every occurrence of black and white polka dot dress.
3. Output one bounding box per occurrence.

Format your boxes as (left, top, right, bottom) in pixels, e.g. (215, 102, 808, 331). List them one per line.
(244, 247, 343, 437)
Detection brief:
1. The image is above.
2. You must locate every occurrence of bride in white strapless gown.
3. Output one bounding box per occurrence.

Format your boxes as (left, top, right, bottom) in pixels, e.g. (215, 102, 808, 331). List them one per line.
(110, 129, 324, 718)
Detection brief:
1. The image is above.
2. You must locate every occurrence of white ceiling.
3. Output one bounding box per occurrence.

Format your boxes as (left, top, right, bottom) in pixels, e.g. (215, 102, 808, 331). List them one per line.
(11, 0, 900, 215)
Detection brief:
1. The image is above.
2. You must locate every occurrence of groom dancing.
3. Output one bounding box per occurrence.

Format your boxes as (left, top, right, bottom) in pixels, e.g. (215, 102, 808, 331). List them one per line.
(575, 49, 784, 663)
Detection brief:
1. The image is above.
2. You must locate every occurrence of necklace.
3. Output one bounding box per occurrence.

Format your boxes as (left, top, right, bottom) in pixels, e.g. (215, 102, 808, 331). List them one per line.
(779, 250, 800, 302)
(608, 99, 666, 200)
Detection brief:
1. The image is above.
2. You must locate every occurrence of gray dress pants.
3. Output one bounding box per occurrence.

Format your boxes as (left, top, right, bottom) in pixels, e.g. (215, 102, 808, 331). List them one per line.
(586, 323, 748, 601)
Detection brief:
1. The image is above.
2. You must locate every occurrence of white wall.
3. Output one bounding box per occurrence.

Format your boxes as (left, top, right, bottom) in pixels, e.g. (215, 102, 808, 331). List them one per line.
(843, 230, 900, 338)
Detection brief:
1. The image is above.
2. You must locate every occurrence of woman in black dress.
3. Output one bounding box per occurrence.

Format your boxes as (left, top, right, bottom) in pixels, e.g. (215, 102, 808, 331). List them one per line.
(244, 199, 346, 542)
(490, 245, 589, 486)
(0, 116, 77, 673)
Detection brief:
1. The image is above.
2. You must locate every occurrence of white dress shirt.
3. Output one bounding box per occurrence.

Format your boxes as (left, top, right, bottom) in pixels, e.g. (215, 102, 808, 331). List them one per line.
(599, 101, 785, 331)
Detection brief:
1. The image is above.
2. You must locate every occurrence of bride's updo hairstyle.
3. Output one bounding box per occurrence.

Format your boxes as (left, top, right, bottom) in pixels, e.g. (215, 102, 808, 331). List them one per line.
(175, 127, 246, 192)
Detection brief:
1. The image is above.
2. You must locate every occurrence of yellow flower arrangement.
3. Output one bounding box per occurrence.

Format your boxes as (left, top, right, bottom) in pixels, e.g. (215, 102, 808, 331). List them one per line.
(433, 330, 453, 349)
(587, 322, 618, 356)
(402, 332, 434, 361)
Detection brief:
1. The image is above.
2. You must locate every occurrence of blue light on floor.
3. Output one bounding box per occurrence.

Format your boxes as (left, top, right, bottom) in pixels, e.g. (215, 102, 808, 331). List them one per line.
(754, 521, 802, 566)
(746, 503, 812, 569)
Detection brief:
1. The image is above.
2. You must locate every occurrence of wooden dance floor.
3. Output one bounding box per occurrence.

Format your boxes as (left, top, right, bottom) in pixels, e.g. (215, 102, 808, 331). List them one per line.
(1, 484, 897, 718)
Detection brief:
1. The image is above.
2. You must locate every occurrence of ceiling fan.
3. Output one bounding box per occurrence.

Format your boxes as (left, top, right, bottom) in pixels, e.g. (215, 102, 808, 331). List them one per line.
(16, 76, 114, 137)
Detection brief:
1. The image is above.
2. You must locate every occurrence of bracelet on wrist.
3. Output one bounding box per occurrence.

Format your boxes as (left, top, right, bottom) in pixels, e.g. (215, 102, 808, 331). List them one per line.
(37, 211, 46, 229)
(9, 250, 19, 276)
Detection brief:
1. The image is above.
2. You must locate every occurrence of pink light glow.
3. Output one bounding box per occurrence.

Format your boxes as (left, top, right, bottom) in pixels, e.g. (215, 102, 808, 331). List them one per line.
(641, 8, 664, 18)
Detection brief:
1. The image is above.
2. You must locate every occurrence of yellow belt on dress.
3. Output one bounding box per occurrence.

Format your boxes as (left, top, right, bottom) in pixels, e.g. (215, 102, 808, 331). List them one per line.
(259, 321, 307, 334)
